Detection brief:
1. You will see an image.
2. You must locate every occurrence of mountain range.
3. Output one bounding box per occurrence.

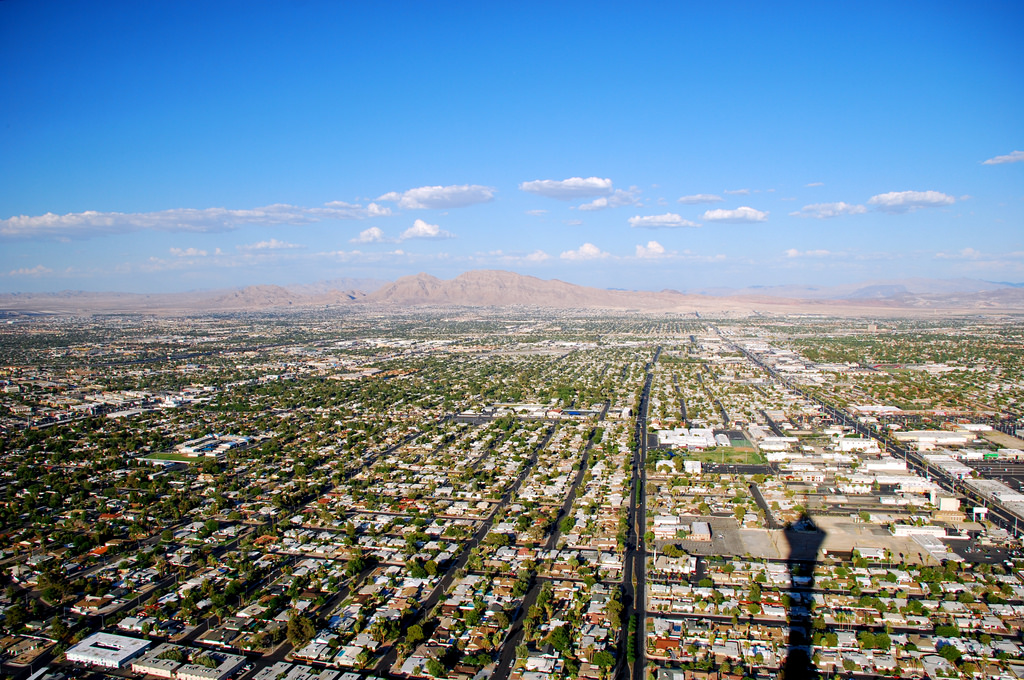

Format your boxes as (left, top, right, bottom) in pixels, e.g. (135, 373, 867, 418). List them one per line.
(2, 270, 1023, 316)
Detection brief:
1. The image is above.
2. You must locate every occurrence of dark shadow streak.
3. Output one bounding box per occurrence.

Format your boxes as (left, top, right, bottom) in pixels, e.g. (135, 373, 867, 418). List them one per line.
(780, 512, 825, 680)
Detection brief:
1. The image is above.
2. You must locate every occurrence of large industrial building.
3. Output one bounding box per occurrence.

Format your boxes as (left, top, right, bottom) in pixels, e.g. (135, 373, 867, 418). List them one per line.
(65, 632, 150, 669)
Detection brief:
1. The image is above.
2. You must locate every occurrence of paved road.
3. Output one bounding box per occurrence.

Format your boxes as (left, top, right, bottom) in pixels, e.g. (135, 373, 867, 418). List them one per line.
(734, 339, 1024, 538)
(749, 483, 780, 530)
(491, 406, 609, 680)
(671, 373, 688, 427)
(387, 422, 559, 679)
(617, 346, 657, 680)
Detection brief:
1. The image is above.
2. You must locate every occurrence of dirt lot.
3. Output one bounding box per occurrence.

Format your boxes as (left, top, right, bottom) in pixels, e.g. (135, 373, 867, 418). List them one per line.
(983, 430, 1024, 449)
(728, 516, 939, 565)
(656, 515, 941, 565)
(738, 528, 781, 559)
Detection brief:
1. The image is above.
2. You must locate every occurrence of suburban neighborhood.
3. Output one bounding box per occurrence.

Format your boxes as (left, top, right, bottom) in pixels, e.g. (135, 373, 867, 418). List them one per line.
(0, 310, 1023, 680)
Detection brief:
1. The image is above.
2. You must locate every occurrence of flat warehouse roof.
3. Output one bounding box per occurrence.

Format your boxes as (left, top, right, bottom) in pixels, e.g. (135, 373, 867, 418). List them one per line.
(66, 632, 150, 667)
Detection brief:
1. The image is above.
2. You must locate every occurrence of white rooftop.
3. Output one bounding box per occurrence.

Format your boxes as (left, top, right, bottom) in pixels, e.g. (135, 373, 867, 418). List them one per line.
(66, 632, 150, 668)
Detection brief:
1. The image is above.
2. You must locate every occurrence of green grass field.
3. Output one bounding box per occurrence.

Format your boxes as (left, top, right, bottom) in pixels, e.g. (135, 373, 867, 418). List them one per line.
(142, 452, 195, 463)
(683, 447, 766, 464)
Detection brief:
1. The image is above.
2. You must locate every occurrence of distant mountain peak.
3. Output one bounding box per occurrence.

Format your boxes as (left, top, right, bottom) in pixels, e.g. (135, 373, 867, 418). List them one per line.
(2, 270, 1023, 315)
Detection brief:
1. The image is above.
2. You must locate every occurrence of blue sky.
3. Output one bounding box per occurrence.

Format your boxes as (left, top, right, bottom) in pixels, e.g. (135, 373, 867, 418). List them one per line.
(1, 1, 1022, 293)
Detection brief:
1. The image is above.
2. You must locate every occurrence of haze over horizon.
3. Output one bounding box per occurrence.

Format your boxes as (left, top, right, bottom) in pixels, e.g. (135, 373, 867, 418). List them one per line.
(1, 2, 1022, 295)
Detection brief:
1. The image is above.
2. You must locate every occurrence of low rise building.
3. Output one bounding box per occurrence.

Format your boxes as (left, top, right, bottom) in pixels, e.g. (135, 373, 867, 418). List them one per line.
(66, 633, 150, 669)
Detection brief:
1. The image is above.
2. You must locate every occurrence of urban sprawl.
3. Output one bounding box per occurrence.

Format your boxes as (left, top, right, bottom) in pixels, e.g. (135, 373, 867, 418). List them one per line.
(1, 310, 1023, 680)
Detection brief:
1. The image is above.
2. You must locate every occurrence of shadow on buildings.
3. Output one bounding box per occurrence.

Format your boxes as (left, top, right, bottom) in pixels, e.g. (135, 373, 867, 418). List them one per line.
(780, 513, 825, 680)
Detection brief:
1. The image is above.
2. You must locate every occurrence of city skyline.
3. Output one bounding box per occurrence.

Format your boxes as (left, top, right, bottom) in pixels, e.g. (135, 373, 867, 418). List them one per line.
(1, 1, 1022, 293)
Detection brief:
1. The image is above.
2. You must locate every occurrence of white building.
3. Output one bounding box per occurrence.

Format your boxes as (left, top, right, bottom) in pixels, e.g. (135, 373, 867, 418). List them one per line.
(895, 431, 973, 449)
(892, 524, 946, 538)
(835, 437, 880, 453)
(760, 436, 798, 452)
(865, 457, 906, 472)
(691, 521, 712, 541)
(66, 633, 150, 669)
(175, 654, 247, 680)
(920, 453, 973, 479)
(657, 427, 717, 450)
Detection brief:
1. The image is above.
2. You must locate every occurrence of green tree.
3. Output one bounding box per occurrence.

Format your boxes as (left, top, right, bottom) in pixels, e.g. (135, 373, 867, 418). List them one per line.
(4, 603, 26, 630)
(546, 625, 571, 653)
(50, 618, 70, 642)
(426, 657, 446, 677)
(407, 558, 428, 579)
(593, 651, 615, 669)
(606, 594, 623, 628)
(407, 624, 425, 645)
(158, 647, 185, 662)
(286, 613, 315, 649)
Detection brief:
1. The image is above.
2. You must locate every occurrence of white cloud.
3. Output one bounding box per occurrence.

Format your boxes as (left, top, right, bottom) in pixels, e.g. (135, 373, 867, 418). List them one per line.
(169, 247, 208, 257)
(315, 248, 458, 265)
(577, 188, 641, 211)
(935, 247, 985, 260)
(635, 241, 667, 258)
(400, 219, 455, 240)
(677, 250, 728, 263)
(237, 238, 303, 251)
(789, 202, 867, 219)
(376, 184, 495, 209)
(805, 182, 824, 187)
(932, 247, 1024, 273)
(564, 219, 583, 226)
(560, 242, 610, 260)
(7, 264, 53, 277)
(723, 188, 750, 195)
(701, 206, 768, 223)
(0, 201, 390, 240)
(519, 177, 613, 199)
(784, 248, 836, 258)
(677, 194, 723, 204)
(325, 201, 392, 217)
(628, 213, 700, 229)
(982, 150, 1024, 165)
(350, 227, 393, 244)
(577, 198, 610, 211)
(468, 249, 553, 265)
(867, 190, 955, 213)
(525, 209, 547, 217)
